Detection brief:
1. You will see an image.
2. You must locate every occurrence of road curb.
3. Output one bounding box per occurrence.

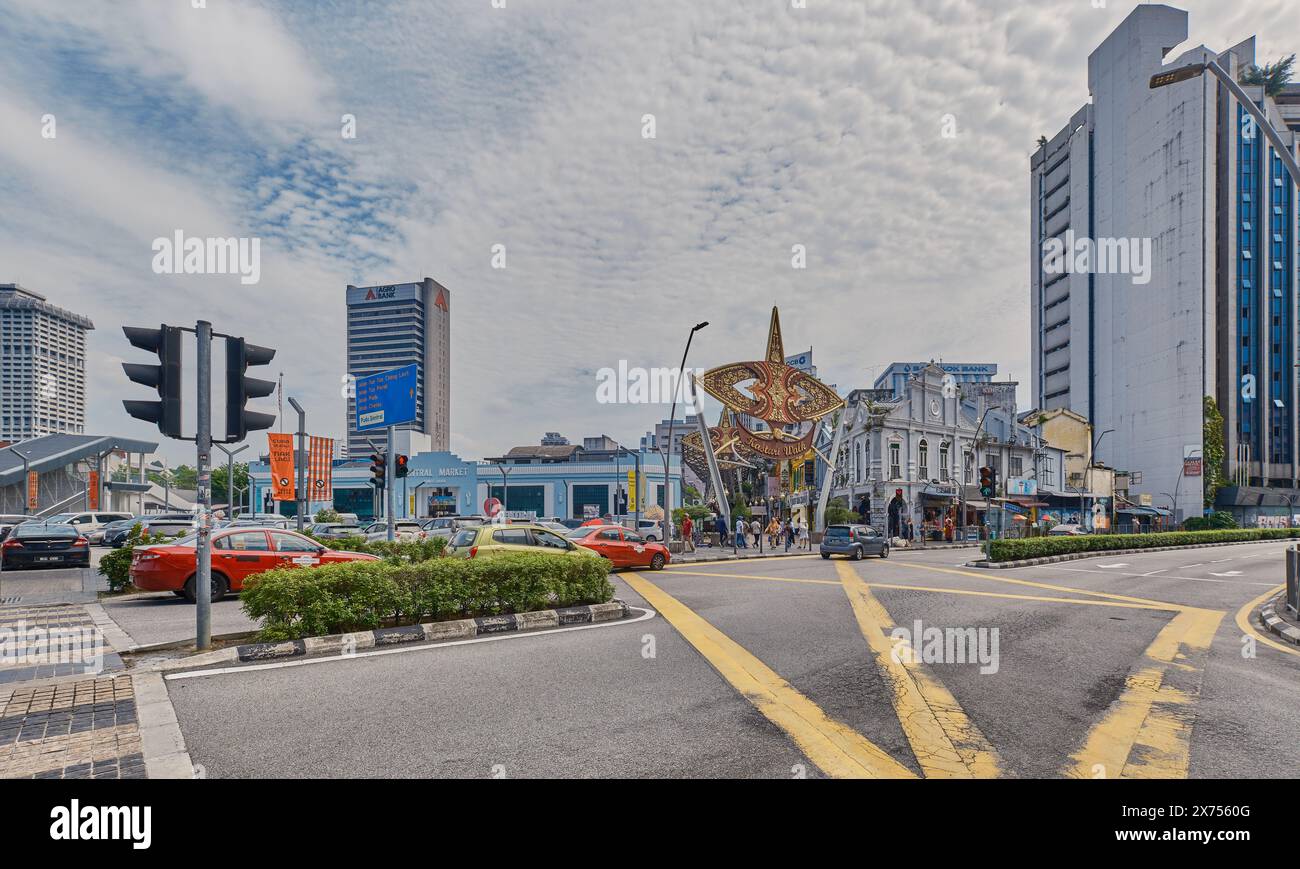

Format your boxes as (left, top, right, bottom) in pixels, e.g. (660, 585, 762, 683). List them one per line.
(133, 671, 196, 779)
(152, 600, 631, 671)
(1259, 600, 1300, 646)
(967, 538, 1295, 569)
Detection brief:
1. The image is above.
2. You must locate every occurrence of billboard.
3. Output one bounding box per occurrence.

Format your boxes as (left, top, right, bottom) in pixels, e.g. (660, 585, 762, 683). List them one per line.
(356, 364, 418, 431)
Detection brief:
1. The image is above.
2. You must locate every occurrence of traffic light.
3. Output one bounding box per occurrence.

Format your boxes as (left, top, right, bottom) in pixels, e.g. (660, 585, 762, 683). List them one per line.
(122, 325, 183, 439)
(979, 466, 994, 498)
(369, 453, 386, 489)
(226, 337, 277, 442)
(395, 454, 409, 478)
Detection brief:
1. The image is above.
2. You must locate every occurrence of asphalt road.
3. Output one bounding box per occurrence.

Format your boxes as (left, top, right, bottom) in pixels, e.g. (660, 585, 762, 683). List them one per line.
(163, 540, 1300, 778)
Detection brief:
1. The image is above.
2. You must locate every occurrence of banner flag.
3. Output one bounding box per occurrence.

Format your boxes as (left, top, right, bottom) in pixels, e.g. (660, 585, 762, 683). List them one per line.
(308, 436, 333, 503)
(268, 433, 296, 501)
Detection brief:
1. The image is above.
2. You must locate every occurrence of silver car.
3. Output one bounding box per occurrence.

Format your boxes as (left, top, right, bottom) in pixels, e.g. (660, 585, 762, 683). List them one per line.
(819, 524, 889, 560)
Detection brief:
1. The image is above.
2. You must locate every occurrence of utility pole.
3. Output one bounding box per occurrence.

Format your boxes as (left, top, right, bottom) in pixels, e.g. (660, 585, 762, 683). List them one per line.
(194, 320, 213, 650)
(288, 397, 307, 532)
(385, 425, 395, 540)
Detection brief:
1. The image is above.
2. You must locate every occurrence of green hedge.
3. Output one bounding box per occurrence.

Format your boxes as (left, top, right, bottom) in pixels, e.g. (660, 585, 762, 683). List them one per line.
(306, 533, 447, 563)
(241, 552, 615, 641)
(986, 528, 1300, 563)
(97, 525, 180, 593)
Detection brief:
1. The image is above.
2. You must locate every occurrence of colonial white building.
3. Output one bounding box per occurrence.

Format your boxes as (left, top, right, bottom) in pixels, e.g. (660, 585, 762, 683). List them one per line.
(828, 364, 1067, 538)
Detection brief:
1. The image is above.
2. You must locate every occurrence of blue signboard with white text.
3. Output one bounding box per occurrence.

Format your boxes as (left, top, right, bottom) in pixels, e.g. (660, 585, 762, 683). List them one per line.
(355, 364, 418, 431)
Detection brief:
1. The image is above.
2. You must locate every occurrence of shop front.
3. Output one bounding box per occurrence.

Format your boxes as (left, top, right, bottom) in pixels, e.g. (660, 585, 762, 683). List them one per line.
(402, 452, 479, 519)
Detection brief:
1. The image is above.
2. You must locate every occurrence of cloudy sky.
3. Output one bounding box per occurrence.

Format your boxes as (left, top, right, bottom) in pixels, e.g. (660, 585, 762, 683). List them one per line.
(2, 0, 1297, 464)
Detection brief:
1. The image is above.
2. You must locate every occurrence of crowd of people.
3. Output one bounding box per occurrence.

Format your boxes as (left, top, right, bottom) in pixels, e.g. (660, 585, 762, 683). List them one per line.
(688, 512, 811, 551)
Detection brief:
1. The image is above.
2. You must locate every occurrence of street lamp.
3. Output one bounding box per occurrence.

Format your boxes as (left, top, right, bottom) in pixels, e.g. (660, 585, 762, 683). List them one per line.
(6, 446, 32, 515)
(1171, 447, 1202, 527)
(1090, 428, 1114, 533)
(148, 459, 172, 511)
(214, 443, 249, 519)
(1151, 60, 1300, 188)
(662, 321, 709, 549)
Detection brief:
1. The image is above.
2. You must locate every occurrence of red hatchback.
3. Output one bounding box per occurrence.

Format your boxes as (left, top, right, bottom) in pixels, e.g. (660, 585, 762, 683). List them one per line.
(566, 525, 670, 570)
(130, 527, 380, 602)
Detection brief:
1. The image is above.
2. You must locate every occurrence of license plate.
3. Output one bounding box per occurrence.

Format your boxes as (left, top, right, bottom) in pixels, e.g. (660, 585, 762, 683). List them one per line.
(37, 556, 60, 562)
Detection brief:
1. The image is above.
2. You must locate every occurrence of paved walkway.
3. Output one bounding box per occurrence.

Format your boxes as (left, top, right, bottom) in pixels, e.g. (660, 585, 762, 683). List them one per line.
(0, 676, 144, 779)
(674, 541, 978, 563)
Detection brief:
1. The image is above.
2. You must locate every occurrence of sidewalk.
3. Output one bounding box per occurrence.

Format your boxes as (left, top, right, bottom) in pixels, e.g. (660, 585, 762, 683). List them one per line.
(674, 540, 978, 563)
(0, 676, 144, 779)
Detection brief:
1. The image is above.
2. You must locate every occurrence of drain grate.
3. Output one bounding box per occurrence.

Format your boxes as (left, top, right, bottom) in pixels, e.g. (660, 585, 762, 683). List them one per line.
(0, 596, 20, 605)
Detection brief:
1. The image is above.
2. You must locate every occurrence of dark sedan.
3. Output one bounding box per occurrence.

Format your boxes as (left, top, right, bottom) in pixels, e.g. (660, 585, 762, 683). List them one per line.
(0, 522, 90, 569)
(819, 524, 889, 560)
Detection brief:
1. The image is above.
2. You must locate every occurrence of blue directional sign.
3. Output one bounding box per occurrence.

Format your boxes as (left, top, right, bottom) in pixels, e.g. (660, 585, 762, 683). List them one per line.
(355, 364, 418, 432)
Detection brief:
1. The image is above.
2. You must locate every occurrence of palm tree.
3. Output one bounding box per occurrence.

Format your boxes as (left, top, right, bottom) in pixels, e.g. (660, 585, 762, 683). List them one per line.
(1240, 53, 1295, 98)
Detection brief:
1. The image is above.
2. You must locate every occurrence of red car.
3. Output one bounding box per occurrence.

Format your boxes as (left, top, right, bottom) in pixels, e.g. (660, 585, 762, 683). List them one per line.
(130, 527, 380, 602)
(566, 525, 670, 570)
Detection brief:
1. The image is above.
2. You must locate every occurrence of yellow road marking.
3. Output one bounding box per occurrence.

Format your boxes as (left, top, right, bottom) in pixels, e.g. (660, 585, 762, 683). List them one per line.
(663, 554, 821, 570)
(1061, 606, 1223, 779)
(834, 562, 1002, 778)
(893, 561, 1191, 611)
(620, 571, 916, 778)
(663, 569, 1177, 611)
(1234, 584, 1300, 659)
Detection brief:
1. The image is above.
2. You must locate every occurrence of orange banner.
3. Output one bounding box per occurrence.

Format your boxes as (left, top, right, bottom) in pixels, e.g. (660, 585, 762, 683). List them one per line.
(87, 470, 100, 510)
(27, 471, 38, 511)
(268, 433, 296, 501)
(308, 436, 333, 502)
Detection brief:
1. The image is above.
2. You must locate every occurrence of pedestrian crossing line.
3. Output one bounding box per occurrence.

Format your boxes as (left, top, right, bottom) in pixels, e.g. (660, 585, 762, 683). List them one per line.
(835, 562, 1003, 779)
(662, 555, 821, 570)
(620, 571, 916, 779)
(1061, 606, 1223, 779)
(658, 569, 840, 586)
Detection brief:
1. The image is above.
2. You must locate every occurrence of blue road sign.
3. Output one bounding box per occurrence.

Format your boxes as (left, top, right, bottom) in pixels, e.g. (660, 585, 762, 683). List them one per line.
(356, 364, 418, 431)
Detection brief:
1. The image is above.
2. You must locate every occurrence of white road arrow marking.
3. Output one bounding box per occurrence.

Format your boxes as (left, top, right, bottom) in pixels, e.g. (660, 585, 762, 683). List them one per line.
(1097, 563, 1129, 569)
(1209, 571, 1243, 577)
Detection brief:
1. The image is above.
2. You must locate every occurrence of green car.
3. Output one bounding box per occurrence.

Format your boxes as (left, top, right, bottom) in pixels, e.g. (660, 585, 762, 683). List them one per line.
(446, 523, 602, 560)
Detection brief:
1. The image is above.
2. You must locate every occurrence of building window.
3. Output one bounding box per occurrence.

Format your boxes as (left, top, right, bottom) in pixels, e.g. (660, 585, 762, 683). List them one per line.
(918, 439, 929, 481)
(1010, 456, 1023, 477)
(889, 442, 901, 480)
(939, 443, 949, 481)
(1041, 458, 1055, 488)
(963, 450, 973, 483)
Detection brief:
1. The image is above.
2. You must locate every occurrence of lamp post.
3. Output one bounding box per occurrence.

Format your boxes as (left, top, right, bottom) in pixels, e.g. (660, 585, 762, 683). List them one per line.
(961, 406, 994, 539)
(214, 443, 248, 519)
(492, 461, 513, 517)
(1090, 428, 1114, 533)
(287, 397, 308, 532)
(7, 447, 32, 515)
(1172, 447, 1202, 527)
(662, 322, 709, 550)
(148, 459, 172, 511)
(1151, 60, 1300, 188)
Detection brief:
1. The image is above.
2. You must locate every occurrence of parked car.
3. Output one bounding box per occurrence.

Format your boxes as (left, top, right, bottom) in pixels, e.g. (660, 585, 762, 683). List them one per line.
(104, 515, 196, 547)
(819, 524, 889, 560)
(1047, 523, 1089, 536)
(43, 511, 134, 534)
(0, 514, 33, 543)
(308, 522, 363, 540)
(361, 520, 426, 542)
(634, 519, 677, 542)
(130, 527, 381, 602)
(419, 516, 484, 538)
(567, 525, 669, 569)
(93, 516, 143, 545)
(0, 522, 90, 569)
(446, 523, 601, 560)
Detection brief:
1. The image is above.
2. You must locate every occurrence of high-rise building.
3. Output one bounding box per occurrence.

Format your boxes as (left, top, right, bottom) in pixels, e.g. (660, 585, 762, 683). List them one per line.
(1029, 5, 1300, 520)
(344, 278, 450, 459)
(0, 284, 94, 442)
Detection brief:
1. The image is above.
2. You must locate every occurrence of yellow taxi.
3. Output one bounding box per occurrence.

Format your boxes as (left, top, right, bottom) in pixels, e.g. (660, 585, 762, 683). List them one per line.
(445, 522, 603, 560)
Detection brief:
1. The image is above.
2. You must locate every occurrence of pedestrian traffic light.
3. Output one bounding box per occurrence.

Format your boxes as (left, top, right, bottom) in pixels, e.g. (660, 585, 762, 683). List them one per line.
(225, 337, 277, 442)
(122, 325, 183, 439)
(369, 453, 386, 489)
(979, 466, 994, 498)
(395, 454, 409, 478)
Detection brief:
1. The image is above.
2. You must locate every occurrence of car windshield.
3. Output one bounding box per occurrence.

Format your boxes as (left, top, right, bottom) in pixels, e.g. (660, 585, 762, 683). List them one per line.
(43, 514, 74, 524)
(824, 526, 851, 538)
(566, 528, 594, 539)
(450, 529, 477, 547)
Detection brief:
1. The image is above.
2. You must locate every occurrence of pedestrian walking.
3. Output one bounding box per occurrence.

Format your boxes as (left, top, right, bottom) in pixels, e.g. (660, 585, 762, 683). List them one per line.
(784, 519, 794, 552)
(735, 516, 748, 549)
(766, 517, 780, 548)
(750, 518, 761, 549)
(796, 517, 809, 550)
(715, 514, 727, 546)
(682, 513, 695, 553)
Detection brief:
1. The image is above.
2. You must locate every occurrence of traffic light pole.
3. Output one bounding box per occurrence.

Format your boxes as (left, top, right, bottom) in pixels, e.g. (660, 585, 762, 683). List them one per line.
(195, 320, 213, 651)
(385, 426, 396, 541)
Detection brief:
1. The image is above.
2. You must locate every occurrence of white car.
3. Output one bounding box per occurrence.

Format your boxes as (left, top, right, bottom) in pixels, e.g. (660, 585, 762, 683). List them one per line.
(362, 520, 426, 542)
(1048, 523, 1090, 536)
(42, 511, 135, 541)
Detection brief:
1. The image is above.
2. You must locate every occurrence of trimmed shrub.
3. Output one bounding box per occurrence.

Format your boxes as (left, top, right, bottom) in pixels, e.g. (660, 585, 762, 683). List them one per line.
(304, 533, 447, 563)
(986, 528, 1300, 563)
(241, 552, 614, 641)
(97, 524, 180, 593)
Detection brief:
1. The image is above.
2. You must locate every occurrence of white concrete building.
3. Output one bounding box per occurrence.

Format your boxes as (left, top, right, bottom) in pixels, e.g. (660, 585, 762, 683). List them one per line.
(1030, 5, 1300, 521)
(0, 284, 93, 441)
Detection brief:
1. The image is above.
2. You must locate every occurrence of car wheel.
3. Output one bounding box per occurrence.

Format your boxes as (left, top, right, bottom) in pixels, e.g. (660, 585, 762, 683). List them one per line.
(820, 552, 831, 559)
(171, 590, 187, 598)
(183, 572, 230, 604)
(852, 546, 864, 561)
(650, 552, 665, 570)
(880, 546, 889, 559)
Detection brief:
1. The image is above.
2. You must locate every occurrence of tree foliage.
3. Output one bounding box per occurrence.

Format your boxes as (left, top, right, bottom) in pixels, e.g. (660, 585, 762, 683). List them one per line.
(1240, 53, 1295, 98)
(1202, 395, 1226, 509)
